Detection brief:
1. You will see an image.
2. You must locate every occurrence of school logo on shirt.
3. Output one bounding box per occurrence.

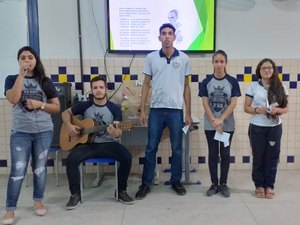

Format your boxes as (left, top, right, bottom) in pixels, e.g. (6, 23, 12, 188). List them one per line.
(20, 83, 44, 112)
(172, 61, 180, 69)
(94, 112, 107, 137)
(210, 85, 228, 113)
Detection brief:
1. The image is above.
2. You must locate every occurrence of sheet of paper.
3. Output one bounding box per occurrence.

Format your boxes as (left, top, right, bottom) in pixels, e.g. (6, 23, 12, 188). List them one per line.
(191, 116, 200, 123)
(266, 96, 278, 113)
(214, 131, 230, 147)
(182, 125, 189, 134)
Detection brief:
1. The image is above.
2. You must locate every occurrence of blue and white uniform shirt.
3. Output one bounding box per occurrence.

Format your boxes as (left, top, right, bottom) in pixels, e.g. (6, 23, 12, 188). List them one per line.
(245, 80, 288, 127)
(143, 48, 191, 110)
(4, 75, 57, 133)
(199, 74, 241, 131)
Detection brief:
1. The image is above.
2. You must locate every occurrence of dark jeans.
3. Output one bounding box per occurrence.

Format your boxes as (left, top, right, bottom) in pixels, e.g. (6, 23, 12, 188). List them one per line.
(142, 108, 183, 186)
(66, 142, 132, 195)
(205, 130, 234, 185)
(248, 124, 282, 189)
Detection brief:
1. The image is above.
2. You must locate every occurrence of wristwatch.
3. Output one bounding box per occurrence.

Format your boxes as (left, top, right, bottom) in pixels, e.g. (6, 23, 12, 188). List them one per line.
(41, 102, 45, 110)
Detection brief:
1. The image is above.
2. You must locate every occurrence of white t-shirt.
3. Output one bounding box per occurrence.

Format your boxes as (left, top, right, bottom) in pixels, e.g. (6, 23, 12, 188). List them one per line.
(245, 80, 288, 127)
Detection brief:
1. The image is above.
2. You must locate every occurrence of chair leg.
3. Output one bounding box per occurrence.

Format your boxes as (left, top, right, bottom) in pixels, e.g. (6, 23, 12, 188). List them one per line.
(92, 164, 103, 187)
(26, 173, 29, 187)
(79, 163, 84, 202)
(55, 150, 59, 186)
(114, 161, 118, 201)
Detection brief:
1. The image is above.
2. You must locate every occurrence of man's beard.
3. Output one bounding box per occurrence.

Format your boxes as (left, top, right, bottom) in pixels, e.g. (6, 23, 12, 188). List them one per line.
(93, 94, 106, 101)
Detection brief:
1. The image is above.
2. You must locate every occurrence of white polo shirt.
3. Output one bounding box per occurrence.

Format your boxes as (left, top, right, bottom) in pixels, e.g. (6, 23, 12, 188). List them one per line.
(143, 48, 191, 110)
(245, 80, 288, 127)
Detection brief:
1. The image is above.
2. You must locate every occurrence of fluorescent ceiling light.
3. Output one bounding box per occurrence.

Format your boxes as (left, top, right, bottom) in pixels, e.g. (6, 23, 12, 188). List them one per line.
(219, 0, 256, 11)
(271, 0, 300, 11)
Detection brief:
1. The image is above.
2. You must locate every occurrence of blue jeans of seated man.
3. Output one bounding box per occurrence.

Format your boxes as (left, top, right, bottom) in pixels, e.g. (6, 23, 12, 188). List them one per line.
(205, 130, 234, 185)
(6, 130, 53, 211)
(142, 108, 183, 186)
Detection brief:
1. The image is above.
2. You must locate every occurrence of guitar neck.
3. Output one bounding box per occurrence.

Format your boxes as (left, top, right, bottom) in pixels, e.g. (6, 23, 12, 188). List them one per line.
(81, 124, 108, 135)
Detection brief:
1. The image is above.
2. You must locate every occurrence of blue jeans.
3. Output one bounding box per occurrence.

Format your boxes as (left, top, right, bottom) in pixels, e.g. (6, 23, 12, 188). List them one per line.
(248, 124, 282, 189)
(205, 130, 234, 185)
(142, 108, 183, 186)
(6, 130, 53, 210)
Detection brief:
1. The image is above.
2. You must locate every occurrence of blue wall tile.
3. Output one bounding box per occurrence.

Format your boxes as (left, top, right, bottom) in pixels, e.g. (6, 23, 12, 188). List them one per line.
(287, 156, 294, 163)
(122, 67, 130, 74)
(0, 160, 7, 167)
(282, 74, 290, 81)
(236, 74, 244, 82)
(242, 156, 250, 163)
(58, 66, 67, 74)
(91, 66, 99, 74)
(67, 74, 75, 82)
(290, 81, 297, 89)
(51, 74, 59, 82)
(244, 66, 252, 74)
(198, 156, 206, 164)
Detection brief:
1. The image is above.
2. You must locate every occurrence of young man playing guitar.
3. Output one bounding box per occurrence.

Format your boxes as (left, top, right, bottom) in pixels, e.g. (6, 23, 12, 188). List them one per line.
(62, 76, 135, 209)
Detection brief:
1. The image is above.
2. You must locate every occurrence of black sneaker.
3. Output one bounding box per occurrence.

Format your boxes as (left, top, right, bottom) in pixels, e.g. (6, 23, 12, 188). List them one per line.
(171, 181, 186, 196)
(135, 184, 151, 200)
(118, 191, 136, 205)
(66, 193, 81, 210)
(219, 184, 230, 197)
(206, 184, 219, 196)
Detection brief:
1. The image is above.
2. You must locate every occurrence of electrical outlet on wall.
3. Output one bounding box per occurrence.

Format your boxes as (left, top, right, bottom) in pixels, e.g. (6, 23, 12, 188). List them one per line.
(78, 94, 87, 101)
(135, 80, 143, 86)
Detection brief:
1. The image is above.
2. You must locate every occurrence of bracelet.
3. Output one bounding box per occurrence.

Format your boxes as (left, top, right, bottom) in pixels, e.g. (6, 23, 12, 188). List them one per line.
(254, 107, 258, 114)
(41, 102, 45, 110)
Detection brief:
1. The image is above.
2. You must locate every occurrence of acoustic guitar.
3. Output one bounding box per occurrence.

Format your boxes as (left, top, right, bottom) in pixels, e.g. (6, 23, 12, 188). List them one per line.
(60, 116, 132, 151)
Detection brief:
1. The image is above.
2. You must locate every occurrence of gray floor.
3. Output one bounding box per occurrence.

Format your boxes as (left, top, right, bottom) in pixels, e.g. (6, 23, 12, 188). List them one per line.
(1, 169, 300, 225)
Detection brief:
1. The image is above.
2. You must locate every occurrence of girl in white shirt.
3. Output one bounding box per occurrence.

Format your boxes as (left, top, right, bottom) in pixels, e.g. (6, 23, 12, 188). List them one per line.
(244, 58, 288, 199)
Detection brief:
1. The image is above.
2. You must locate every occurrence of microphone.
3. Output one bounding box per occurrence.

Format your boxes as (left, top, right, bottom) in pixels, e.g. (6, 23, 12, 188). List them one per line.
(24, 67, 29, 75)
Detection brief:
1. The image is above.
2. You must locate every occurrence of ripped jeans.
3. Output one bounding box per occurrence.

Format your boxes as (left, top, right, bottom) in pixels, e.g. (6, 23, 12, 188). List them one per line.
(6, 130, 53, 210)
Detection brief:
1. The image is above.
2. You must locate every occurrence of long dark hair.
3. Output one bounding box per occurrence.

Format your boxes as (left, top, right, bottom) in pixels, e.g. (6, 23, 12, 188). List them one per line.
(255, 58, 288, 108)
(17, 46, 52, 94)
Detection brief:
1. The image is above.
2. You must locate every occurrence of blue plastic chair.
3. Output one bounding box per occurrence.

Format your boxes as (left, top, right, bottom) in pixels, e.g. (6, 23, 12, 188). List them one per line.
(79, 158, 118, 202)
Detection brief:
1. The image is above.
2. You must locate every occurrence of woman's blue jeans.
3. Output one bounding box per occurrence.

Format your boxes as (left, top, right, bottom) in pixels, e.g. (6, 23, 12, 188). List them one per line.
(6, 130, 53, 210)
(142, 108, 183, 186)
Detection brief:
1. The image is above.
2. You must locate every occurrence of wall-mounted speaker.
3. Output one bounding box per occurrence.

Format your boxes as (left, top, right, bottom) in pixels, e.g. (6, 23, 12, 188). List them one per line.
(51, 82, 72, 147)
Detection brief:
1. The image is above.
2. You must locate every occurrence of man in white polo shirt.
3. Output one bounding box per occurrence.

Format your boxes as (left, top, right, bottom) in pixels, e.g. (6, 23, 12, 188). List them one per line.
(136, 23, 192, 199)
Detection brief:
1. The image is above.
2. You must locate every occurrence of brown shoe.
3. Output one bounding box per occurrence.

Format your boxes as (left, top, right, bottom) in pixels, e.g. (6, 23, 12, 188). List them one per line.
(265, 188, 275, 199)
(255, 187, 265, 198)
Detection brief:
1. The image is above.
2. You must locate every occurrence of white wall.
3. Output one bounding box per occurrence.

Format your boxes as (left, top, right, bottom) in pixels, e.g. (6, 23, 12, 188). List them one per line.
(39, 0, 107, 59)
(38, 0, 300, 59)
(38, 0, 79, 58)
(0, 0, 28, 98)
(217, 0, 300, 59)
